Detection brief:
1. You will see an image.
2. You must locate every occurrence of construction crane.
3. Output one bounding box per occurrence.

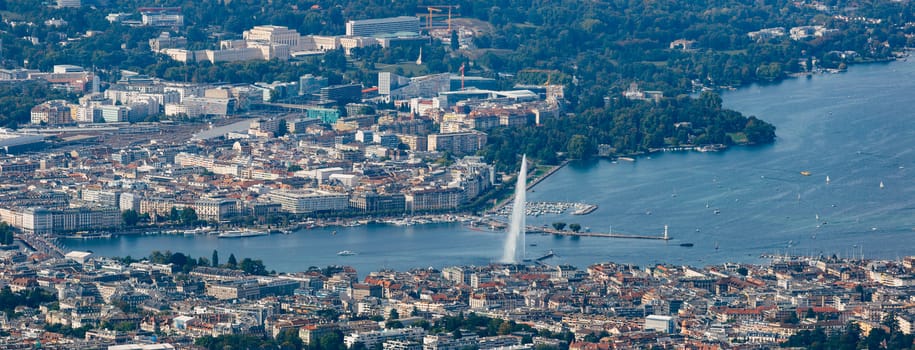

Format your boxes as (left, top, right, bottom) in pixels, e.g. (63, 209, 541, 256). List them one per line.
(458, 63, 466, 89)
(426, 7, 441, 31)
(518, 69, 561, 86)
(420, 5, 459, 31)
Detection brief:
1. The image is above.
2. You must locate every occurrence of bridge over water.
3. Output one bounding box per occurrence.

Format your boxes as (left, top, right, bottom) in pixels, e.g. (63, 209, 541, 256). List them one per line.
(16, 234, 68, 258)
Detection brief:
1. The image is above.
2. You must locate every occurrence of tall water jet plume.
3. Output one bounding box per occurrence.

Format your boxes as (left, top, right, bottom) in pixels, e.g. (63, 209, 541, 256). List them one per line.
(502, 155, 527, 263)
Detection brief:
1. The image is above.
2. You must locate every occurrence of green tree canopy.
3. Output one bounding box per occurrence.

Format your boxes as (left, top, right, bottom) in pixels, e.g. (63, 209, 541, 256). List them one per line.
(122, 210, 140, 227)
(0, 222, 13, 245)
(226, 253, 238, 269)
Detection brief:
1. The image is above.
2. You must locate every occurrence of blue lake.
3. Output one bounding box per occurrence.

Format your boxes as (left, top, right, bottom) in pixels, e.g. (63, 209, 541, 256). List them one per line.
(64, 59, 915, 274)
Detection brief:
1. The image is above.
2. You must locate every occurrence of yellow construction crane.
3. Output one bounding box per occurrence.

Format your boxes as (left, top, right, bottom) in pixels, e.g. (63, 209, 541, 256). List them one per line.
(421, 5, 459, 31)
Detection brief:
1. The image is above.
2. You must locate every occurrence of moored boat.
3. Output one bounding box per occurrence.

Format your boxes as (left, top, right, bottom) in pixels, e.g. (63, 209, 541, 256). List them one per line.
(66, 231, 112, 239)
(184, 227, 214, 235)
(217, 229, 268, 238)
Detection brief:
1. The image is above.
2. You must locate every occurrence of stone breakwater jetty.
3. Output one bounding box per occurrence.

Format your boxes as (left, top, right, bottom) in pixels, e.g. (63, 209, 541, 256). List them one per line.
(526, 160, 570, 190)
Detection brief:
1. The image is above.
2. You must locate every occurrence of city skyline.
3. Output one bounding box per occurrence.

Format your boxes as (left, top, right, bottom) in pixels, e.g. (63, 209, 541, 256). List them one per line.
(0, 0, 912, 349)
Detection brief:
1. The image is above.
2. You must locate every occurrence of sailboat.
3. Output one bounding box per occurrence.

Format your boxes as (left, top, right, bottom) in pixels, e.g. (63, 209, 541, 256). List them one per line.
(879, 181, 885, 189)
(826, 176, 830, 184)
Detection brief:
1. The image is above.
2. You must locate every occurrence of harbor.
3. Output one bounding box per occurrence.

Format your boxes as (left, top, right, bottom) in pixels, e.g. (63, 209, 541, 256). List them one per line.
(60, 58, 915, 273)
(494, 201, 599, 217)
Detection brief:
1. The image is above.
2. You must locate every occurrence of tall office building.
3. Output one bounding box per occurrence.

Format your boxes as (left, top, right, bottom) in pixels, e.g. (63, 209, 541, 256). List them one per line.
(345, 16, 420, 37)
(378, 72, 392, 95)
(57, 0, 80, 8)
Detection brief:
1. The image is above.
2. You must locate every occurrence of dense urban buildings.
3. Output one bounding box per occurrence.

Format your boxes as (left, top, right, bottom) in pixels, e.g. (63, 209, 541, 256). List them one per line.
(0, 234, 912, 349)
(0, 0, 911, 348)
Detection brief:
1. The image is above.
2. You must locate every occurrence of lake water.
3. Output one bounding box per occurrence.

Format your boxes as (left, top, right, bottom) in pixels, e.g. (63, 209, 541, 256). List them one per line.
(64, 59, 915, 274)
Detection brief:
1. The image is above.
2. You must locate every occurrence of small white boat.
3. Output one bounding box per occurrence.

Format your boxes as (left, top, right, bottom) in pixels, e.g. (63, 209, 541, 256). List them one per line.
(880, 181, 885, 189)
(826, 176, 830, 184)
(337, 250, 356, 256)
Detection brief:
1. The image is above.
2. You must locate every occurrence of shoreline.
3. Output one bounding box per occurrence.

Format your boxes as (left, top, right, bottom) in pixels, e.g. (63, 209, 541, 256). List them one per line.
(489, 160, 571, 213)
(599, 53, 912, 163)
(111, 213, 482, 237)
(57, 54, 909, 270)
(54, 55, 912, 241)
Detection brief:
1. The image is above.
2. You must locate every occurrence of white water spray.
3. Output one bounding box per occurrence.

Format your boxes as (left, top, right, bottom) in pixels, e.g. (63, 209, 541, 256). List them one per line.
(502, 155, 527, 263)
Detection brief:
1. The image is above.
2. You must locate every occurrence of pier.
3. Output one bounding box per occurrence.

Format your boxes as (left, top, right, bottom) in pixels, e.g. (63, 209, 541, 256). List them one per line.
(472, 217, 670, 241)
(527, 225, 671, 240)
(572, 204, 598, 215)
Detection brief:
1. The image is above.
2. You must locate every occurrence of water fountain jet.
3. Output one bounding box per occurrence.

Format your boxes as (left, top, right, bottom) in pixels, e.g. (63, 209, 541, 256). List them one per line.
(501, 155, 527, 263)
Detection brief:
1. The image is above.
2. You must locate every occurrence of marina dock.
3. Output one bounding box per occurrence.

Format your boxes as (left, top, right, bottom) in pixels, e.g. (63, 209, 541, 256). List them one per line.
(572, 204, 598, 215)
(494, 201, 599, 217)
